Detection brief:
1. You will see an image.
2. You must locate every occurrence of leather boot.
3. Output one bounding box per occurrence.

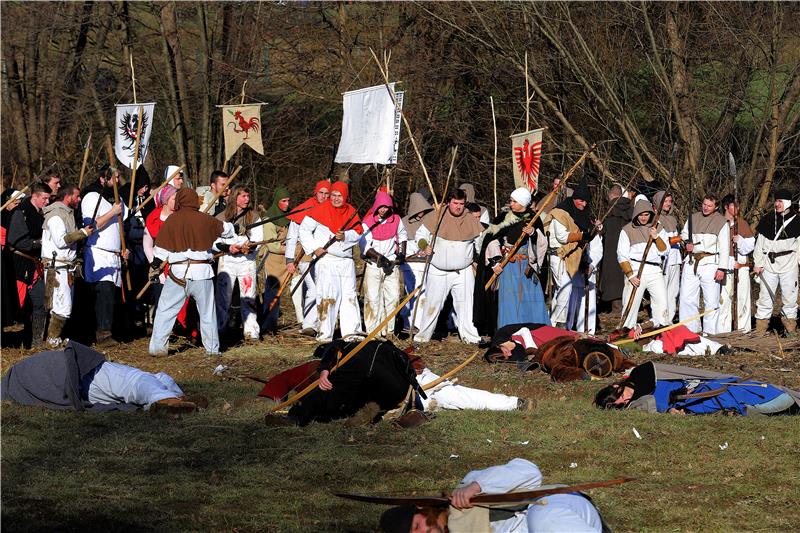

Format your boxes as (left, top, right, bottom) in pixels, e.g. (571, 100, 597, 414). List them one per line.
(753, 319, 769, 337)
(46, 313, 67, 348)
(30, 313, 48, 349)
(95, 330, 117, 348)
(784, 318, 797, 337)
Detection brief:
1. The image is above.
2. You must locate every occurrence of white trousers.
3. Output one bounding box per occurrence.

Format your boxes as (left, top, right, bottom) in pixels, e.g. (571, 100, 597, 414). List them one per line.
(416, 369, 518, 411)
(150, 278, 219, 355)
(664, 258, 681, 322)
(718, 268, 752, 332)
(216, 258, 259, 339)
(754, 265, 799, 320)
(363, 263, 400, 337)
(87, 361, 184, 409)
(526, 493, 603, 533)
(566, 270, 598, 334)
(549, 255, 572, 326)
(400, 263, 425, 330)
(679, 262, 722, 334)
(620, 264, 669, 329)
(290, 260, 319, 329)
(315, 255, 363, 341)
(51, 269, 74, 318)
(413, 268, 481, 344)
(643, 335, 723, 356)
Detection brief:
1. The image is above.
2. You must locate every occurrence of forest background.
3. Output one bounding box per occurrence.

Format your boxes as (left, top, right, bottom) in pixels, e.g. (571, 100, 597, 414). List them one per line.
(2, 1, 798, 220)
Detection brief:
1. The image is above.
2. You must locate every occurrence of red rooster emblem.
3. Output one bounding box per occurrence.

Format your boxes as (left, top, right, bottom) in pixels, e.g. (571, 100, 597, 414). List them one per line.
(514, 138, 542, 190)
(228, 110, 260, 140)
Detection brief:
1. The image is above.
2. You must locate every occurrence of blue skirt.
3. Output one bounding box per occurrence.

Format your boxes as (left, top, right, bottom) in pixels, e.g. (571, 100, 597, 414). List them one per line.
(497, 247, 551, 329)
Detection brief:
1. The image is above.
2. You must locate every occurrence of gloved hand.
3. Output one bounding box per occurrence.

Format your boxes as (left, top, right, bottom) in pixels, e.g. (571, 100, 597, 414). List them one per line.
(395, 253, 406, 265)
(149, 259, 163, 283)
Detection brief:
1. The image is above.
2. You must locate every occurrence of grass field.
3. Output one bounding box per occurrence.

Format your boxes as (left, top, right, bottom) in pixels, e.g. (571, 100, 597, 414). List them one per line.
(2, 327, 800, 532)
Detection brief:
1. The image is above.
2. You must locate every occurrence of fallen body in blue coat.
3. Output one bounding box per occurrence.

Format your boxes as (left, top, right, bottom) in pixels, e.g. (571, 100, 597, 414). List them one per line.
(594, 361, 800, 416)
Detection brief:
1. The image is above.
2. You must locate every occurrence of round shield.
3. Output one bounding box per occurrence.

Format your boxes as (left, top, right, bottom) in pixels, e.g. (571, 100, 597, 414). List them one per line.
(582, 351, 613, 378)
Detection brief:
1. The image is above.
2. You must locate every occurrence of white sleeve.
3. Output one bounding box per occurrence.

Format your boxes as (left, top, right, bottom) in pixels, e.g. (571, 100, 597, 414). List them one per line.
(736, 235, 755, 256)
(153, 245, 169, 262)
(247, 219, 264, 244)
(589, 234, 602, 266)
(285, 221, 299, 262)
(551, 218, 570, 245)
(143, 228, 155, 263)
(397, 219, 408, 243)
(717, 223, 730, 269)
(299, 216, 320, 255)
(360, 223, 375, 255)
(416, 224, 433, 246)
(753, 235, 767, 269)
(617, 230, 631, 264)
(459, 459, 543, 493)
(680, 219, 689, 241)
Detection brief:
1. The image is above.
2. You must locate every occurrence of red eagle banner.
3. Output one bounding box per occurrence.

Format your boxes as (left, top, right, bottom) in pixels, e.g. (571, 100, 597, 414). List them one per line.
(511, 128, 544, 191)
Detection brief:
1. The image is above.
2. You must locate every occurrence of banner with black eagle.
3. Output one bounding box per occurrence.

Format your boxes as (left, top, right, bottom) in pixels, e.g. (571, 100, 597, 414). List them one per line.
(511, 128, 544, 191)
(115, 103, 155, 169)
(335, 83, 404, 165)
(222, 104, 264, 161)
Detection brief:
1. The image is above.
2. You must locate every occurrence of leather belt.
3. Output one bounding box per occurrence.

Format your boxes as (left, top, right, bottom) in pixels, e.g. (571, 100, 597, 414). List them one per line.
(691, 252, 715, 274)
(767, 250, 792, 263)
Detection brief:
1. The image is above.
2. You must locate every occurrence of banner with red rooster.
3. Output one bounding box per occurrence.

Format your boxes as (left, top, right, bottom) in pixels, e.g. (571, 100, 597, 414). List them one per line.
(511, 128, 544, 191)
(222, 104, 264, 161)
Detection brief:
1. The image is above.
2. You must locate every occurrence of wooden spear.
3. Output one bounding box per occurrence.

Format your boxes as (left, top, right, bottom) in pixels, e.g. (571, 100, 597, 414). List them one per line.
(202, 165, 242, 214)
(78, 132, 92, 189)
(490, 95, 498, 216)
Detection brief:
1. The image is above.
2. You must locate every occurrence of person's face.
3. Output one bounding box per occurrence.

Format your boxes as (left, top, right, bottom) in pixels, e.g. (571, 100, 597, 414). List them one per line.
(330, 190, 344, 208)
(66, 189, 81, 209)
(775, 199, 786, 214)
(377, 206, 390, 218)
(553, 178, 561, 189)
(211, 177, 227, 193)
(103, 171, 120, 188)
(573, 198, 587, 211)
(137, 184, 149, 197)
(316, 187, 330, 204)
(612, 385, 635, 406)
(661, 196, 673, 213)
(236, 191, 251, 210)
(31, 191, 50, 209)
(278, 198, 290, 212)
(166, 194, 176, 211)
(172, 172, 185, 189)
(725, 202, 738, 218)
(509, 198, 525, 213)
(701, 198, 717, 216)
(410, 511, 447, 533)
(47, 176, 61, 194)
(447, 198, 465, 217)
(636, 212, 651, 225)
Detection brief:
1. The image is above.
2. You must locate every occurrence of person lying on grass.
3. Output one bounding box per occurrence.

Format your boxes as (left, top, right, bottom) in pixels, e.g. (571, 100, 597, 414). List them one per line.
(1, 340, 205, 414)
(594, 361, 800, 415)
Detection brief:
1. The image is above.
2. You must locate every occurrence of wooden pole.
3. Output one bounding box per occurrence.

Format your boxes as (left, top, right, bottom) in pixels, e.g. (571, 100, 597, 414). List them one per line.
(78, 133, 92, 189)
(128, 105, 144, 210)
(111, 173, 132, 294)
(129, 55, 137, 104)
(525, 51, 530, 131)
(202, 165, 241, 214)
(422, 351, 481, 391)
(0, 185, 29, 211)
(490, 96, 498, 216)
(613, 308, 719, 345)
(369, 47, 438, 209)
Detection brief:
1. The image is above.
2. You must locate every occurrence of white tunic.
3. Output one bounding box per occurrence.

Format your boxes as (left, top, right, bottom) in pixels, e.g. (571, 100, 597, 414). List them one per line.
(81, 192, 130, 285)
(153, 222, 240, 281)
(298, 216, 361, 258)
(359, 218, 408, 260)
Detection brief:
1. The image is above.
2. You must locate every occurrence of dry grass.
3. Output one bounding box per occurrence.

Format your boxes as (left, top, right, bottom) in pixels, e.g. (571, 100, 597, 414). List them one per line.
(2, 322, 800, 532)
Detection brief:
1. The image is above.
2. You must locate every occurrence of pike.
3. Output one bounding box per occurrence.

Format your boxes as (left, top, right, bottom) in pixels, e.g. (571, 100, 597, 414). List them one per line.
(0, 162, 58, 212)
(336, 476, 635, 508)
(267, 247, 304, 312)
(110, 171, 131, 297)
(270, 286, 422, 413)
(289, 180, 383, 297)
(485, 145, 596, 290)
(201, 165, 242, 214)
(613, 307, 719, 346)
(728, 151, 739, 331)
(244, 205, 314, 231)
(619, 144, 678, 329)
(77, 132, 92, 189)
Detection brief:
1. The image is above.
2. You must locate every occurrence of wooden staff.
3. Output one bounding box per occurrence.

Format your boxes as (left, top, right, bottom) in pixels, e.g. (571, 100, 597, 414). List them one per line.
(485, 145, 596, 290)
(201, 165, 242, 214)
(270, 286, 421, 413)
(0, 185, 29, 211)
(131, 165, 185, 217)
(369, 47, 438, 208)
(128, 105, 145, 211)
(409, 146, 457, 333)
(613, 308, 719, 346)
(78, 132, 92, 189)
(422, 350, 481, 391)
(111, 174, 131, 295)
(490, 95, 498, 216)
(1, 161, 58, 212)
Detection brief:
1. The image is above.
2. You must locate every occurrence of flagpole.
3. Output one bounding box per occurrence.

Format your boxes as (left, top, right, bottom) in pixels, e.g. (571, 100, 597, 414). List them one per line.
(490, 95, 498, 217)
(525, 51, 530, 132)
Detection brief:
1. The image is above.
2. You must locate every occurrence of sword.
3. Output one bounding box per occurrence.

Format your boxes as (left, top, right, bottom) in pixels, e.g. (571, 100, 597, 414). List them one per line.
(755, 270, 787, 319)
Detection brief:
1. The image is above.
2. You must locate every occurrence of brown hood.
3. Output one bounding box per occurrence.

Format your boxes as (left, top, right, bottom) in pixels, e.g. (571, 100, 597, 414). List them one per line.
(155, 188, 224, 252)
(459, 183, 476, 203)
(632, 200, 655, 226)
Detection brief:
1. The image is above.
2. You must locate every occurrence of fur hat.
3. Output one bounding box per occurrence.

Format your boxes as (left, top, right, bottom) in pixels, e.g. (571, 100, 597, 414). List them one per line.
(571, 175, 591, 201)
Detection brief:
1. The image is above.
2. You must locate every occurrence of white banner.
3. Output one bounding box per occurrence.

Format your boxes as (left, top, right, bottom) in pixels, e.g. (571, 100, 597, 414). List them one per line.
(222, 104, 264, 161)
(114, 103, 155, 169)
(511, 128, 544, 191)
(335, 83, 402, 165)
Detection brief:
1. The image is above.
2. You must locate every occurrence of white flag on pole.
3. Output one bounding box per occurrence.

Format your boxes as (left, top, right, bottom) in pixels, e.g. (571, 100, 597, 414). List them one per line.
(335, 83, 402, 165)
(114, 103, 155, 169)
